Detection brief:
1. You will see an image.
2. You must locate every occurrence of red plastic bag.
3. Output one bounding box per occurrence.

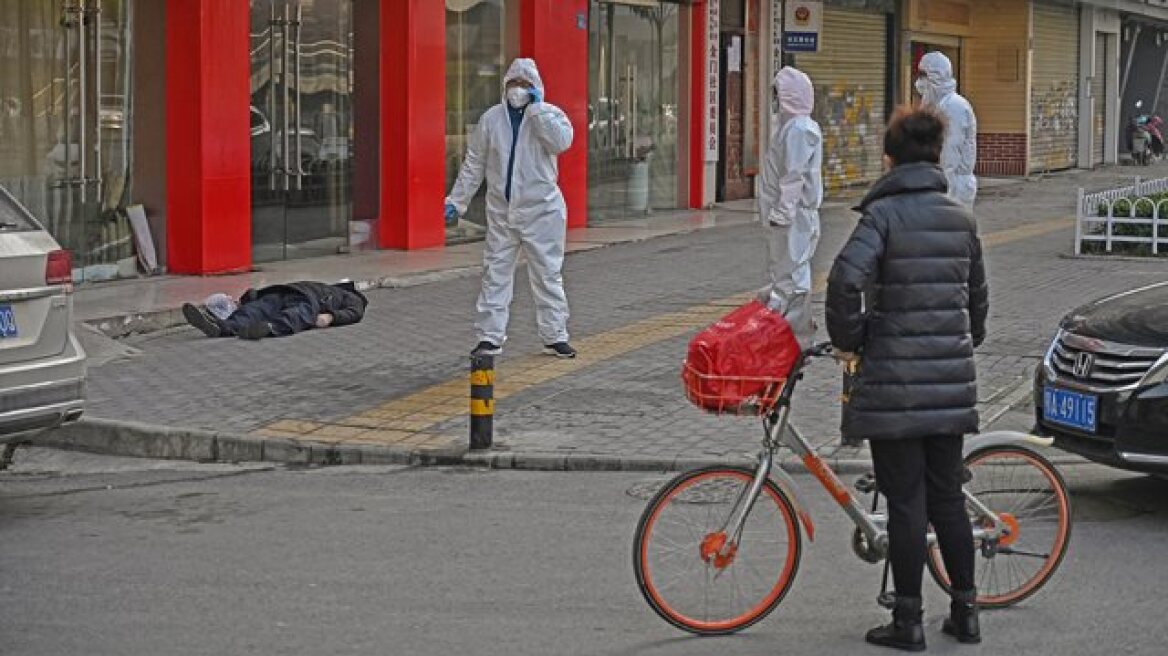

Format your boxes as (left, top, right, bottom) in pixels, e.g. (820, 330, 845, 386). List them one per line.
(682, 300, 802, 414)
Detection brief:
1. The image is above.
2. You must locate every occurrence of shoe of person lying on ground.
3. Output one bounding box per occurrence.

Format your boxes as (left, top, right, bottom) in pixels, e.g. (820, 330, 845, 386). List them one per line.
(471, 341, 503, 357)
(182, 303, 223, 338)
(238, 322, 273, 340)
(543, 342, 577, 359)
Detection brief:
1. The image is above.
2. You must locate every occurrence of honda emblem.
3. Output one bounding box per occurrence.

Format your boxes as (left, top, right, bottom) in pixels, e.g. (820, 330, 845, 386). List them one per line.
(1073, 352, 1095, 379)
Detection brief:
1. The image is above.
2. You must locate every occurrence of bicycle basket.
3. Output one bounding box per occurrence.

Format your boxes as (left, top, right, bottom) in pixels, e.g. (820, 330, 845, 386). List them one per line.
(681, 300, 802, 416)
(682, 363, 787, 415)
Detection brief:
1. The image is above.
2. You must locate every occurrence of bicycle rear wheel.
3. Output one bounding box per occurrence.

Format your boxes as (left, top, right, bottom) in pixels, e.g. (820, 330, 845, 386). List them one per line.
(633, 466, 802, 635)
(927, 446, 1072, 608)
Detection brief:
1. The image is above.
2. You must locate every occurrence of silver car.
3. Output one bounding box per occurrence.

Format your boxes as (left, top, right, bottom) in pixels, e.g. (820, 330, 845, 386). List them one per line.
(0, 187, 86, 445)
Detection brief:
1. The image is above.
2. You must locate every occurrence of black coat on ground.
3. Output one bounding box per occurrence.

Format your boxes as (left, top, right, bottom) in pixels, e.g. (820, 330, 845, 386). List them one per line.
(242, 281, 369, 327)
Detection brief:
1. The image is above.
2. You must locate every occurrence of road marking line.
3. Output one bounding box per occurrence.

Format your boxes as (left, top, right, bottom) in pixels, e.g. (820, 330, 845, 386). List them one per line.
(255, 216, 1074, 444)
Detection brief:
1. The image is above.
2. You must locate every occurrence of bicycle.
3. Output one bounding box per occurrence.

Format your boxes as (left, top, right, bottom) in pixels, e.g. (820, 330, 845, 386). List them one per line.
(633, 342, 1073, 636)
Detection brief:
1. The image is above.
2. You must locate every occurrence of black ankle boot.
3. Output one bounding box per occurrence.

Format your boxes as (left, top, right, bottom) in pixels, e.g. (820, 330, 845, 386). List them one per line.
(942, 588, 981, 644)
(865, 595, 926, 652)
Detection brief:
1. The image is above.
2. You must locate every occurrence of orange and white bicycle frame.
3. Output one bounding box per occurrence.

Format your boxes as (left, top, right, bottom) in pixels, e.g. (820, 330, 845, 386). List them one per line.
(711, 363, 1020, 567)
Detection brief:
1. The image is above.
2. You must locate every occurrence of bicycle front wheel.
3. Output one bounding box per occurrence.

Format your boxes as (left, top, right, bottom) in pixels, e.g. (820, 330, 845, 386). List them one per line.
(633, 466, 802, 635)
(927, 446, 1072, 608)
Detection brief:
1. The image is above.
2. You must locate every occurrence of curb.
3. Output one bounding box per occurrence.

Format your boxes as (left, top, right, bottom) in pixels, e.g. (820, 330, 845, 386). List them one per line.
(34, 417, 1090, 474)
(1058, 251, 1168, 263)
(37, 418, 469, 468)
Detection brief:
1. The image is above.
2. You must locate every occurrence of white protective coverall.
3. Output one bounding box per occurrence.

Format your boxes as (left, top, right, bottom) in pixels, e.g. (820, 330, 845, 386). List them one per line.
(446, 58, 574, 346)
(758, 66, 823, 348)
(917, 52, 978, 208)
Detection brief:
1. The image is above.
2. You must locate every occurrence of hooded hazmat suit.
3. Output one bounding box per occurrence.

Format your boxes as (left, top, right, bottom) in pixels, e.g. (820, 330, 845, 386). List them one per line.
(446, 58, 575, 347)
(917, 52, 978, 208)
(758, 66, 823, 348)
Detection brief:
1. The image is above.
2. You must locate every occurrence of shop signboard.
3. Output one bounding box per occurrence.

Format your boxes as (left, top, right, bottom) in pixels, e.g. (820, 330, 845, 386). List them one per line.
(783, 1, 822, 53)
(706, 0, 721, 162)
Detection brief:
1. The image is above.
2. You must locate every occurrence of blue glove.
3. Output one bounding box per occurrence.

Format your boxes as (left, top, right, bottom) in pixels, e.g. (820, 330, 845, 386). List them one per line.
(444, 202, 459, 227)
(529, 87, 543, 104)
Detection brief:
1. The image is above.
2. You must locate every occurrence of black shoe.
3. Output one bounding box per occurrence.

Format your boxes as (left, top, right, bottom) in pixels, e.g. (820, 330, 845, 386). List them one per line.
(865, 595, 926, 652)
(238, 322, 272, 340)
(942, 588, 981, 644)
(543, 342, 577, 359)
(471, 341, 503, 356)
(182, 303, 222, 338)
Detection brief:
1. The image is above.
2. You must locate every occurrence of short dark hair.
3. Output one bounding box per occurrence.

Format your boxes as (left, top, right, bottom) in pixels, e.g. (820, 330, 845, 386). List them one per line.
(883, 106, 946, 165)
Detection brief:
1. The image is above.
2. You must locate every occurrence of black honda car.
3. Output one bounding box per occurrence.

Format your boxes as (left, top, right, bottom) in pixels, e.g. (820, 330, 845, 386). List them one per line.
(1035, 281, 1168, 473)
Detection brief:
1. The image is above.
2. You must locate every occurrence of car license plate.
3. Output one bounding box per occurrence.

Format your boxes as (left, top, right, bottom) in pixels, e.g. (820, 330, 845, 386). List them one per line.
(0, 304, 16, 338)
(1043, 386, 1097, 433)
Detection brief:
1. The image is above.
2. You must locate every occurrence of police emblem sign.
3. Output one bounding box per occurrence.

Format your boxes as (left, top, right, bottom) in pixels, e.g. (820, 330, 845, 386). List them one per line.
(783, 1, 822, 53)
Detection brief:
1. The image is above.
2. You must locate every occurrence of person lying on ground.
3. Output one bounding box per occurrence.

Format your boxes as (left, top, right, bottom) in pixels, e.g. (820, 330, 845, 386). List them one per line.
(182, 280, 368, 340)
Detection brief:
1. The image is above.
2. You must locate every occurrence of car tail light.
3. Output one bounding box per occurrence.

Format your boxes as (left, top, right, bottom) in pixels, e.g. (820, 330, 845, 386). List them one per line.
(46, 249, 74, 290)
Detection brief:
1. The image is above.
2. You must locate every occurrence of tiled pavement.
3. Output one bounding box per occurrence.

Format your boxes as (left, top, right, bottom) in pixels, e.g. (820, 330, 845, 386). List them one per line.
(75, 165, 1168, 467)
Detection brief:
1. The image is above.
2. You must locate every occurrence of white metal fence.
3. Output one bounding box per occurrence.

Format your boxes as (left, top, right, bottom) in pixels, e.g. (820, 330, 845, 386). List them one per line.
(1076, 177, 1168, 255)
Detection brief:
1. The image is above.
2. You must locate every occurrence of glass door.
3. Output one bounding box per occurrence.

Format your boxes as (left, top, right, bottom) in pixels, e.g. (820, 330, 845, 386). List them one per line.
(587, 1, 681, 223)
(0, 0, 134, 281)
(250, 0, 353, 263)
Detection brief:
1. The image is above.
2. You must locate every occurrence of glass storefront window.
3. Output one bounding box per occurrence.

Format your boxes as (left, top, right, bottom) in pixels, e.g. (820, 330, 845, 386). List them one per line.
(0, 0, 135, 281)
(445, 0, 508, 244)
(588, 1, 681, 223)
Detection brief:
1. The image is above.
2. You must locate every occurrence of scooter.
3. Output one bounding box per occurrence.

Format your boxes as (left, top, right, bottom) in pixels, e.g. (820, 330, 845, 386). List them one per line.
(1127, 100, 1165, 166)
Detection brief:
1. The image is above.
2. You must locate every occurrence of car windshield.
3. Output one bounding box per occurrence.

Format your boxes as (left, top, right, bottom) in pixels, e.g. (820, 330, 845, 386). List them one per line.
(0, 188, 42, 232)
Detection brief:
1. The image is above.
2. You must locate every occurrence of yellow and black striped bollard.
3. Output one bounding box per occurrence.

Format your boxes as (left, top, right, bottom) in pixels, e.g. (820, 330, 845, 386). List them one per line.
(469, 354, 495, 449)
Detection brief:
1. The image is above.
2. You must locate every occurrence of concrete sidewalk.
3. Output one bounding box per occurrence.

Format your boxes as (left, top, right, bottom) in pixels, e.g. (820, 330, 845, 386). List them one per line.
(41, 164, 1168, 472)
(77, 206, 760, 337)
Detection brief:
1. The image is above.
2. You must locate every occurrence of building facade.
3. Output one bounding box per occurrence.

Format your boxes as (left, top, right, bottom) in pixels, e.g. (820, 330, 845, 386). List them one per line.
(2, 0, 1168, 280)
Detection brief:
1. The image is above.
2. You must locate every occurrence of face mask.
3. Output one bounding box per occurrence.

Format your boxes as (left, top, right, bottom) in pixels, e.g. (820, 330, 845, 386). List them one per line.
(914, 77, 928, 98)
(506, 86, 530, 109)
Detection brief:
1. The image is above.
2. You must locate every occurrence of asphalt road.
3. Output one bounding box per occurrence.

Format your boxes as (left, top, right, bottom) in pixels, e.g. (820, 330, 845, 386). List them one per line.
(2, 448, 1165, 655)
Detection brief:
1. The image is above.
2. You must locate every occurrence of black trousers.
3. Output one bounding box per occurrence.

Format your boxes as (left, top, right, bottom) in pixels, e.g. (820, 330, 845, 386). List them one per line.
(222, 293, 315, 337)
(869, 435, 975, 599)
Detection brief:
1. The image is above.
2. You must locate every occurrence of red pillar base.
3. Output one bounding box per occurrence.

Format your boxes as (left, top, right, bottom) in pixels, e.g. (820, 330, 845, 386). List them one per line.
(380, 0, 446, 250)
(689, 0, 709, 210)
(165, 0, 251, 275)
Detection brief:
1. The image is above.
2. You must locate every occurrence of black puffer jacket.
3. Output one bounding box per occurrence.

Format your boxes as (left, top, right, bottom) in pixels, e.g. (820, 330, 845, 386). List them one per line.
(825, 162, 988, 443)
(243, 281, 369, 327)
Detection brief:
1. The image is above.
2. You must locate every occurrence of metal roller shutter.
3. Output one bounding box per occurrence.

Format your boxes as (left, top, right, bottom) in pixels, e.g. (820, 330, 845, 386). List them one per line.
(1093, 33, 1107, 166)
(1030, 1, 1080, 172)
(793, 8, 888, 190)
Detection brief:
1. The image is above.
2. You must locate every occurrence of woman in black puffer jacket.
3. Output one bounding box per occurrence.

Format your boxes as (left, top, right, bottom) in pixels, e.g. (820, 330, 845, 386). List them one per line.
(825, 107, 988, 652)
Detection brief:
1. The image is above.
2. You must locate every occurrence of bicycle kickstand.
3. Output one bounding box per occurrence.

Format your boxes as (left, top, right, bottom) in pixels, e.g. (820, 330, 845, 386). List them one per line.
(872, 489, 896, 610)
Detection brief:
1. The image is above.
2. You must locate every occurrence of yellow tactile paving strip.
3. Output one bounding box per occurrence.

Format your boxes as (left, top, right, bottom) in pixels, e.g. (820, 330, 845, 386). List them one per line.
(252, 293, 758, 450)
(252, 216, 1072, 451)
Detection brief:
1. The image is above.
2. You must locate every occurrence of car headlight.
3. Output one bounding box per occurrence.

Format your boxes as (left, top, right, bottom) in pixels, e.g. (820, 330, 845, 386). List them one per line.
(1141, 354, 1168, 387)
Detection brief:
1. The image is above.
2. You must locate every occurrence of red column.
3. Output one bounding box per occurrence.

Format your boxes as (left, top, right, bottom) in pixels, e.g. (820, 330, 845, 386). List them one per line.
(165, 0, 251, 275)
(520, 0, 589, 229)
(689, 0, 708, 209)
(380, 0, 445, 250)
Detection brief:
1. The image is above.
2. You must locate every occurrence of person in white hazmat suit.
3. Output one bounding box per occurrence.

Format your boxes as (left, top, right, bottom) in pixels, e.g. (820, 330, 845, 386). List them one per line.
(445, 58, 577, 359)
(758, 66, 823, 349)
(916, 52, 978, 208)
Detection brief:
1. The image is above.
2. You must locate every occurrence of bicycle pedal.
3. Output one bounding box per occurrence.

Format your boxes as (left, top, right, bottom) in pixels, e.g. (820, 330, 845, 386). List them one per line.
(877, 592, 897, 610)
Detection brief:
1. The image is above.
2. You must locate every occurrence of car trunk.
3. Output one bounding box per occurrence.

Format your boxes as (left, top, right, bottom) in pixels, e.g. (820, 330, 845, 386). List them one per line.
(0, 231, 70, 366)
